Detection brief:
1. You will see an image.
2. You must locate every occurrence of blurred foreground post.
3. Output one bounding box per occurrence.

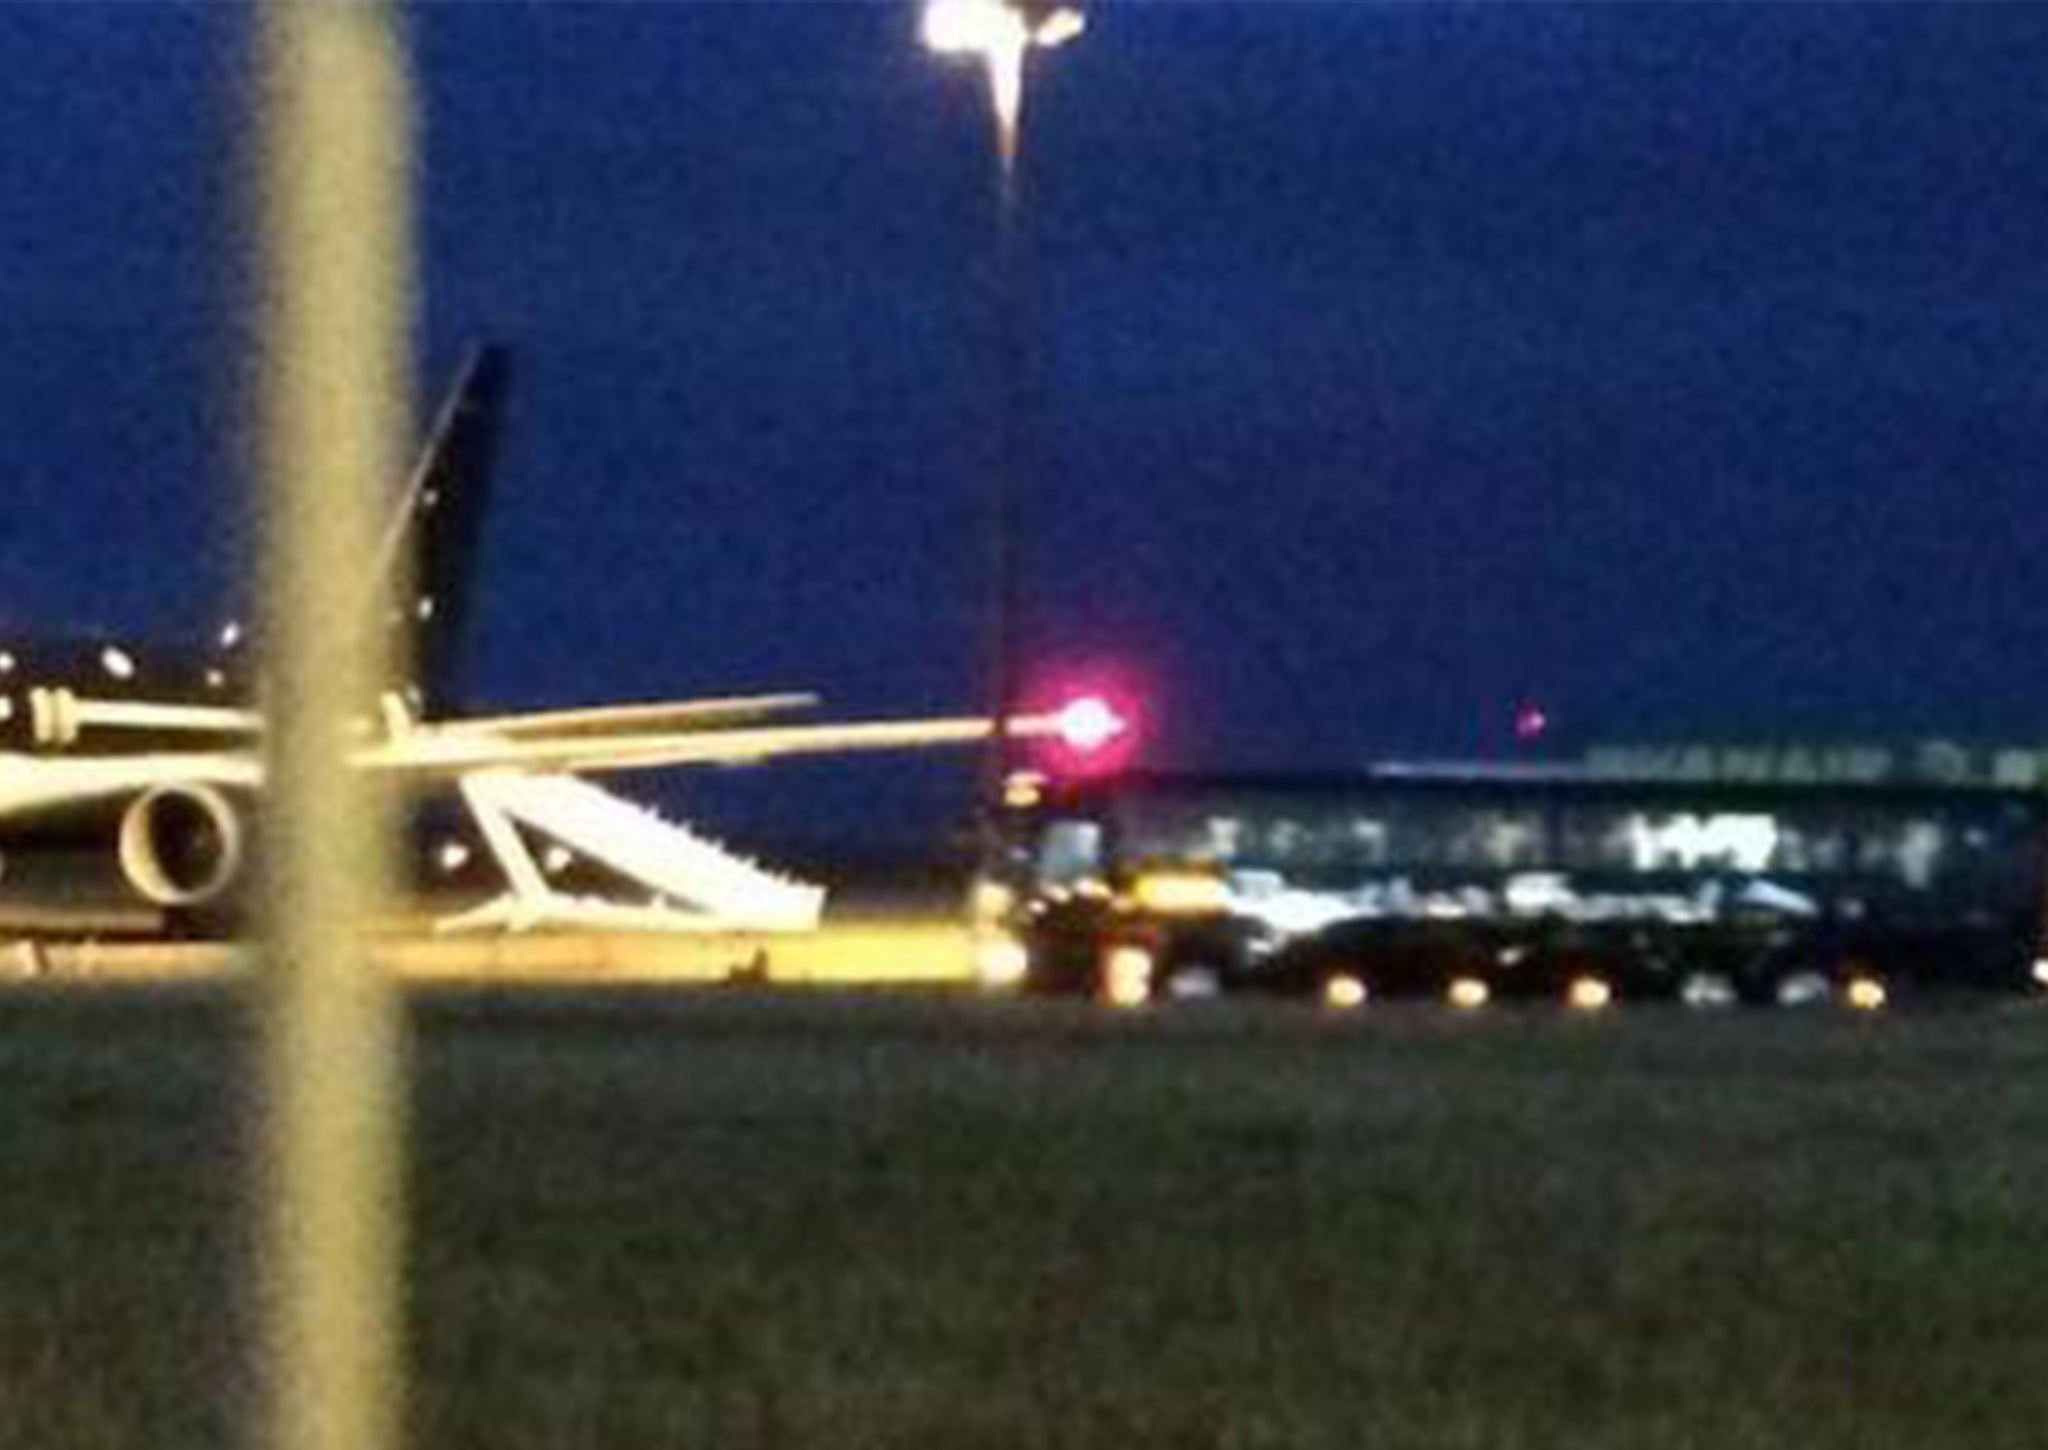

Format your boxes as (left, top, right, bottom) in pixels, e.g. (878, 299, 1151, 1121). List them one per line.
(251, 4, 413, 1450)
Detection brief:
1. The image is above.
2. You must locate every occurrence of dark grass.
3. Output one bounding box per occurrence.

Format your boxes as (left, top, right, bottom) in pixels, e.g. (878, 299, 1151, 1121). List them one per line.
(4, 985, 2048, 1448)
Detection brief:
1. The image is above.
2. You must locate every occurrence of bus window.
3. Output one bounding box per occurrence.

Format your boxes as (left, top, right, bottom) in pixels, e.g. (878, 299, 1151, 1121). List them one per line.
(1347, 816, 1390, 868)
(1454, 809, 1545, 870)
(1775, 818, 1850, 875)
(1037, 818, 1105, 887)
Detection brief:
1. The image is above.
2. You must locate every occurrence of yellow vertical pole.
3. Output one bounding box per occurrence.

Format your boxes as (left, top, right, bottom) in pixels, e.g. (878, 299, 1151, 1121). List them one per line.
(250, 4, 413, 1450)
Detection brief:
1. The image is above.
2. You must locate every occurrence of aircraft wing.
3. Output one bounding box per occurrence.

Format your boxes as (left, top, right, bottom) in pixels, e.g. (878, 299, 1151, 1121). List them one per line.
(0, 751, 261, 821)
(0, 699, 1117, 815)
(29, 690, 819, 750)
(21, 691, 264, 750)
(362, 709, 1076, 778)
(429, 692, 820, 741)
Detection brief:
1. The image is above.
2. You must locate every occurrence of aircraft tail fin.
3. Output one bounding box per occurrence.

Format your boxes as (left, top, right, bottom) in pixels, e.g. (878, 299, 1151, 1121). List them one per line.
(375, 342, 511, 717)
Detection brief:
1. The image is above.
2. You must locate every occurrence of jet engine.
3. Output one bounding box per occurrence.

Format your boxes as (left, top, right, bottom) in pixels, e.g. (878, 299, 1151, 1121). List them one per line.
(117, 783, 250, 909)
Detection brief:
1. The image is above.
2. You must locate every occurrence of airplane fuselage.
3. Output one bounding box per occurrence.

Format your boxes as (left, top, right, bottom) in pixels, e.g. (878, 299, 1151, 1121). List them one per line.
(0, 629, 253, 758)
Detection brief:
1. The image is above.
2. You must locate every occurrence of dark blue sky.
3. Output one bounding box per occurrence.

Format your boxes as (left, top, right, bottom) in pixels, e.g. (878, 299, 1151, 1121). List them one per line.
(6, 3, 2048, 840)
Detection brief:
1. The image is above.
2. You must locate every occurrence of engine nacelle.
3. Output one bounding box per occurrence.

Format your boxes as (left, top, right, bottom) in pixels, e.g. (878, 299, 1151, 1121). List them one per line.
(117, 783, 250, 909)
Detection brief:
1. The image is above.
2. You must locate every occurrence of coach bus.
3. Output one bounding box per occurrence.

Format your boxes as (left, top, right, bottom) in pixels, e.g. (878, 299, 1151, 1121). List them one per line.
(980, 769, 2048, 1008)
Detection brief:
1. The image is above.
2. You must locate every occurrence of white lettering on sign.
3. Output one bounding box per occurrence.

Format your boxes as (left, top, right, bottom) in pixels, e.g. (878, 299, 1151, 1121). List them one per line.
(1628, 813, 1779, 872)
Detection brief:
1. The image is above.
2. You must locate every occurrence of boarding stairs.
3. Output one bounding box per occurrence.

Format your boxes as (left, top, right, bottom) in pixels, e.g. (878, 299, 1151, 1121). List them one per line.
(439, 770, 825, 935)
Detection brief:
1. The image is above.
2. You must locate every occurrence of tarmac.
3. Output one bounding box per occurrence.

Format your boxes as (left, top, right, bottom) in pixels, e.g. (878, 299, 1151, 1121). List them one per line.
(0, 908, 981, 988)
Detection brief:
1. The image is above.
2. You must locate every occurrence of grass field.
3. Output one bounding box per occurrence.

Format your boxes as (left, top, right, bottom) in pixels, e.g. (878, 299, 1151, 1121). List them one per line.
(3, 986, 2047, 1449)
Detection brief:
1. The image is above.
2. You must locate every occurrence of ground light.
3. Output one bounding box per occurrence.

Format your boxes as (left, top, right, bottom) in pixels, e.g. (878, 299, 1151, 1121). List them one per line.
(1322, 974, 1368, 1010)
(1845, 976, 1889, 1012)
(1447, 976, 1491, 1010)
(1566, 976, 1614, 1012)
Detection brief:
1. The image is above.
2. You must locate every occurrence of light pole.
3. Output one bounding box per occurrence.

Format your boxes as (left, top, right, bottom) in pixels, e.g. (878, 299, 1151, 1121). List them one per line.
(922, 0, 1083, 889)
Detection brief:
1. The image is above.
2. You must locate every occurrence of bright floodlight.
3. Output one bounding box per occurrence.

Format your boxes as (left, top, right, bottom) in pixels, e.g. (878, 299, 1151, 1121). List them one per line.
(923, 0, 1084, 57)
(923, 0, 1084, 166)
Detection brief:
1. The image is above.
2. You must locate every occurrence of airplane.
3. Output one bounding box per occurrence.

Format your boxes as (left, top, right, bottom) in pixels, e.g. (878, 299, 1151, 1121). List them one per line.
(0, 344, 1119, 938)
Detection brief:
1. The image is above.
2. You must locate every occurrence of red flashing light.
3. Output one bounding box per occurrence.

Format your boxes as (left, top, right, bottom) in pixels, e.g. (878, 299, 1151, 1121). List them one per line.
(1030, 691, 1140, 777)
(1053, 695, 1126, 754)
(1023, 660, 1147, 778)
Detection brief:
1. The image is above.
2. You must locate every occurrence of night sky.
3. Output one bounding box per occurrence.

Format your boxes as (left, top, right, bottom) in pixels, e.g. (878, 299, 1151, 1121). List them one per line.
(6, 2, 2048, 843)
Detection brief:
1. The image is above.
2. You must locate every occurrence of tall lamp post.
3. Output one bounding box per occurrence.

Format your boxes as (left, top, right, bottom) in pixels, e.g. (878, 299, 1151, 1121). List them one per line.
(922, 0, 1083, 891)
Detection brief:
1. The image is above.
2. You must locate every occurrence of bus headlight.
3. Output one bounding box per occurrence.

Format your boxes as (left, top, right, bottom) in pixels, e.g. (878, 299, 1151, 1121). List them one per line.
(974, 934, 1030, 990)
(1102, 945, 1155, 1008)
(1127, 870, 1230, 916)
